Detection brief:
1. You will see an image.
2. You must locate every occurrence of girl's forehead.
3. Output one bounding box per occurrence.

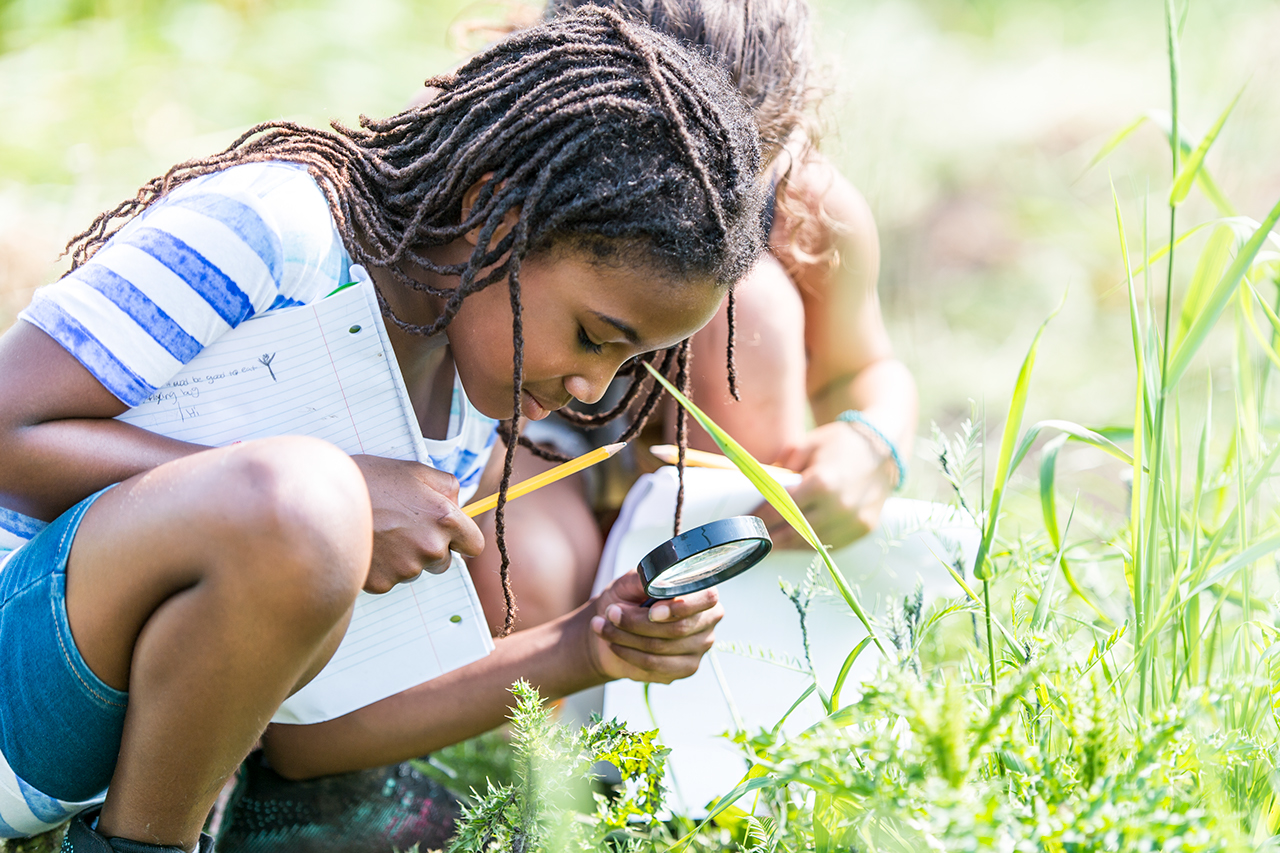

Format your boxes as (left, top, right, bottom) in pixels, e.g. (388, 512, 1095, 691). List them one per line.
(575, 265, 721, 346)
(526, 250, 722, 345)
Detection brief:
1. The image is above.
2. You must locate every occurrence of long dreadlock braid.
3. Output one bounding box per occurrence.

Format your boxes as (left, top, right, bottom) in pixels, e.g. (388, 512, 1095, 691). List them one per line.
(65, 6, 764, 636)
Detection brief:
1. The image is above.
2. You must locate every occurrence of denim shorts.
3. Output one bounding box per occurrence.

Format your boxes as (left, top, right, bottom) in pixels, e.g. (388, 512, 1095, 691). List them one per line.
(0, 487, 127, 808)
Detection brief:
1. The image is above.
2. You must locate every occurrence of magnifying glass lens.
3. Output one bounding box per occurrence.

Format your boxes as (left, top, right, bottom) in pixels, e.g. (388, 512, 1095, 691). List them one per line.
(648, 539, 763, 594)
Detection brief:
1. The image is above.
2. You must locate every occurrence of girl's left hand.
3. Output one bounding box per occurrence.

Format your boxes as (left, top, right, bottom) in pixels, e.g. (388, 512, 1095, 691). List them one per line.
(585, 571, 723, 684)
(755, 420, 897, 550)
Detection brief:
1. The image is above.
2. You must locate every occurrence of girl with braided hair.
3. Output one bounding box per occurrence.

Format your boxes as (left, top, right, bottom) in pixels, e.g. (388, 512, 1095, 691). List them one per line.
(0, 8, 763, 852)
(466, 0, 918, 634)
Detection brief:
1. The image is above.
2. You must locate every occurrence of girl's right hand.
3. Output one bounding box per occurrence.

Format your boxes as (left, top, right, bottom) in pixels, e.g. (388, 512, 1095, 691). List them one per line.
(584, 571, 723, 684)
(350, 455, 485, 594)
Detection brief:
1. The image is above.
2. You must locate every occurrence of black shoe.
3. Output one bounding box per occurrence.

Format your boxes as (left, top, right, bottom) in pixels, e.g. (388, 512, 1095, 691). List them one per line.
(62, 809, 214, 853)
(215, 752, 460, 853)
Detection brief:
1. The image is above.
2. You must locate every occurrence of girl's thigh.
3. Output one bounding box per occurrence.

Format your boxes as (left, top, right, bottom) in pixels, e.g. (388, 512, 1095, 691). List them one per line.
(470, 438, 602, 633)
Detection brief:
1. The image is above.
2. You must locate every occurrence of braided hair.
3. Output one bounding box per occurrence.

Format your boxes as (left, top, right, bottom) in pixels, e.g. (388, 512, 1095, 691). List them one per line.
(65, 6, 765, 635)
(547, 0, 826, 399)
(545, 0, 812, 163)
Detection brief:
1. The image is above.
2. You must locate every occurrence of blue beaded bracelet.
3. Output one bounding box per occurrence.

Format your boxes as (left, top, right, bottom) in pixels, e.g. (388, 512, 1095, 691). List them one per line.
(835, 410, 907, 490)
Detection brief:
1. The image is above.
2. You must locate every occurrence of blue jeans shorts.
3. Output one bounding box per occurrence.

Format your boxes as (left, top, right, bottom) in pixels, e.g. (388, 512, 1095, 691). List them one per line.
(0, 487, 127, 806)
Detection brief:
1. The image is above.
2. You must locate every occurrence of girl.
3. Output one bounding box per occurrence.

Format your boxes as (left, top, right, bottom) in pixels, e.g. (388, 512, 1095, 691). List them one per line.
(0, 8, 763, 852)
(469, 0, 919, 631)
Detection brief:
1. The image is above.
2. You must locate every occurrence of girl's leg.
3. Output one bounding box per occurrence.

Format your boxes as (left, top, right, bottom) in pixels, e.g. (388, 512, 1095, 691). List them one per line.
(468, 446, 601, 635)
(63, 437, 372, 849)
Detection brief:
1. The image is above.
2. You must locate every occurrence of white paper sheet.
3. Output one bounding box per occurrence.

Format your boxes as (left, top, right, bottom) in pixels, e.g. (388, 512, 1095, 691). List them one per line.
(118, 276, 494, 724)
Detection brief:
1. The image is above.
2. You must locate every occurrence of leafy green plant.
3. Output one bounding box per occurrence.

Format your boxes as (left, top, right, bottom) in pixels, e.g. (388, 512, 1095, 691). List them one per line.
(446, 680, 669, 853)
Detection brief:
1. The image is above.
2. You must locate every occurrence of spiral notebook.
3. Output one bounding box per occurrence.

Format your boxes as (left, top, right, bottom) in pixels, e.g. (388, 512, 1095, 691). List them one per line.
(117, 271, 494, 724)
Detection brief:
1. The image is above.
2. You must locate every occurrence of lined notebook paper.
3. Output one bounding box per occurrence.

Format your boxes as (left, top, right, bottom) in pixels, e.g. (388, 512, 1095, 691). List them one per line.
(117, 273, 494, 724)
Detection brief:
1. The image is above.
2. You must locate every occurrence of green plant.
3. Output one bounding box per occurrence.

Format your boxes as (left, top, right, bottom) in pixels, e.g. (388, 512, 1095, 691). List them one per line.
(446, 680, 669, 853)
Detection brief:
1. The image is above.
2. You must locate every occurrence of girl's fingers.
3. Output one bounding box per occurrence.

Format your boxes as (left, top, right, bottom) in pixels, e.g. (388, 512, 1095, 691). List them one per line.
(598, 602, 721, 642)
(604, 645, 707, 683)
(438, 504, 486, 558)
(595, 618, 716, 656)
(644, 587, 719, 622)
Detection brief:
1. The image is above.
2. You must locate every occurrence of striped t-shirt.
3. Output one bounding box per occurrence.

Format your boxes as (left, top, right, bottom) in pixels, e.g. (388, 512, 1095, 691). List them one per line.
(0, 161, 497, 837)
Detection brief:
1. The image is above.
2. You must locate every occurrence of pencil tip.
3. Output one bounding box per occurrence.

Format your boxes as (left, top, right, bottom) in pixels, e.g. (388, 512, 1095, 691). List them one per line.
(605, 442, 627, 455)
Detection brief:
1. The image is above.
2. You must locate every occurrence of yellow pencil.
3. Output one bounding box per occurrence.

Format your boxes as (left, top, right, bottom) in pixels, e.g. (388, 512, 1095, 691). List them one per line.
(648, 444, 797, 478)
(462, 442, 626, 517)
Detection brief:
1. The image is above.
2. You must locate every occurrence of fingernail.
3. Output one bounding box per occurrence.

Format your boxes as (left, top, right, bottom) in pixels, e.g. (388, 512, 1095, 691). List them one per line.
(590, 615, 606, 633)
(650, 603, 671, 622)
(607, 604, 623, 625)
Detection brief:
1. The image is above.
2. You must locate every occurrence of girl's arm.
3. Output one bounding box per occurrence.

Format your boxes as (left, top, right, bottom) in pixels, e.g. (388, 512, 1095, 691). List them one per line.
(0, 321, 195, 521)
(768, 153, 918, 548)
(688, 151, 918, 549)
(0, 321, 483, 591)
(260, 571, 722, 779)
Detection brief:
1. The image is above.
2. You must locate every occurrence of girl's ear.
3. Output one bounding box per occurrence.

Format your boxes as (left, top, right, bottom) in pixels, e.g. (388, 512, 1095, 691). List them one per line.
(461, 173, 521, 248)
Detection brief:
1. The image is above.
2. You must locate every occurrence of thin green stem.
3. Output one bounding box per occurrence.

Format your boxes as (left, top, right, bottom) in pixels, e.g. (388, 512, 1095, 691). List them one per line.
(983, 579, 997, 700)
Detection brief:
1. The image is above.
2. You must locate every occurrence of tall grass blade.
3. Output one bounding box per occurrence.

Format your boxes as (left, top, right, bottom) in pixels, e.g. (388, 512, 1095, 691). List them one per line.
(644, 362, 885, 652)
(1114, 182, 1147, 644)
(669, 773, 777, 851)
(829, 636, 874, 711)
(1167, 196, 1280, 389)
(1037, 442, 1111, 624)
(1169, 87, 1245, 206)
(1176, 225, 1235, 347)
(972, 310, 1058, 580)
(1084, 114, 1149, 173)
(1185, 535, 1280, 599)
(1145, 110, 1239, 216)
(1039, 434, 1069, 549)
(1010, 418, 1134, 475)
(940, 559, 1026, 662)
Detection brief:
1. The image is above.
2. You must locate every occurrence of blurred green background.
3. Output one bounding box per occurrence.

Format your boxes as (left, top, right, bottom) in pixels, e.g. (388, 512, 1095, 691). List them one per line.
(1, 0, 1278, 486)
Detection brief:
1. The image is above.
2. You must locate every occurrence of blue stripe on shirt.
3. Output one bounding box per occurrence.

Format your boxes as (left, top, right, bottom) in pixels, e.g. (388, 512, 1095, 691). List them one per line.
(268, 293, 306, 311)
(73, 264, 203, 364)
(23, 301, 153, 405)
(16, 779, 66, 824)
(163, 193, 283, 287)
(0, 807, 21, 839)
(0, 506, 46, 540)
(129, 227, 255, 327)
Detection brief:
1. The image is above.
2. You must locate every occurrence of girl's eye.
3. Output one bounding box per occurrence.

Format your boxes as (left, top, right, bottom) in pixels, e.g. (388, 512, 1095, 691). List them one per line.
(578, 326, 604, 355)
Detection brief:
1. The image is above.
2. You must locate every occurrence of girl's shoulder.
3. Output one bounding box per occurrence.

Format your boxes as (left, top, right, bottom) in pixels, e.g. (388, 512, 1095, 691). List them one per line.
(18, 161, 351, 408)
(109, 160, 352, 312)
(770, 147, 877, 276)
(165, 161, 350, 296)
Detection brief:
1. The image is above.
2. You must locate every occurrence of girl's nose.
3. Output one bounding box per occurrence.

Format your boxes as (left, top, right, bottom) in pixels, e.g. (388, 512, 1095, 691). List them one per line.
(563, 370, 612, 405)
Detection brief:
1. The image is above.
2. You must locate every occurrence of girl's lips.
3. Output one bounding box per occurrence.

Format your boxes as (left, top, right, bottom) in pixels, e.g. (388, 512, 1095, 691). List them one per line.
(521, 389, 551, 421)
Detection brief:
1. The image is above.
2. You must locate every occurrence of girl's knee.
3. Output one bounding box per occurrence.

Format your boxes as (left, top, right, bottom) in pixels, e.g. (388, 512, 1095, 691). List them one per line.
(202, 438, 371, 613)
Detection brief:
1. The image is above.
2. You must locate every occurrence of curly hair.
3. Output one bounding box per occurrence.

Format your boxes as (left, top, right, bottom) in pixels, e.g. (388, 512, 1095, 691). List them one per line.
(65, 6, 765, 634)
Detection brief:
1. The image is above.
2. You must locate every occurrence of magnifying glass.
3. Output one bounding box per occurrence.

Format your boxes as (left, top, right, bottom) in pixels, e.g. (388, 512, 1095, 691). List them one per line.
(637, 516, 773, 601)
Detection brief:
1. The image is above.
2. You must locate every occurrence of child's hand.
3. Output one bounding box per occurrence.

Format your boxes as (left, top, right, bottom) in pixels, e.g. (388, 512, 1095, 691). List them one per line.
(755, 420, 896, 550)
(351, 455, 485, 594)
(585, 571, 723, 684)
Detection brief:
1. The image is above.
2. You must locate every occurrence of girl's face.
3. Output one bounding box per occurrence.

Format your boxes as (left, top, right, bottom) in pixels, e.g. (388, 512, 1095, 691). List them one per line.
(445, 251, 724, 422)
